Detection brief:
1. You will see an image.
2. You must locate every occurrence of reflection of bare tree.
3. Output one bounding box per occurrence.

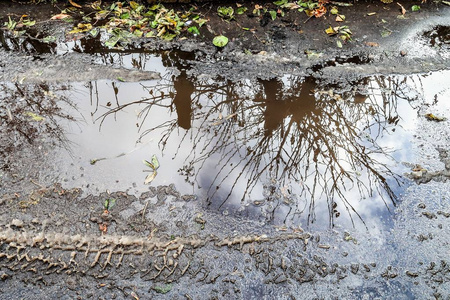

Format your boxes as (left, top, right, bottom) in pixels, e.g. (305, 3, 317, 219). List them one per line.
(96, 62, 424, 227)
(0, 83, 76, 170)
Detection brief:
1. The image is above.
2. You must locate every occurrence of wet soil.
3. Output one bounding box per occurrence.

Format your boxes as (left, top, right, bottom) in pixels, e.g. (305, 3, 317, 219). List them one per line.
(1, 0, 450, 299)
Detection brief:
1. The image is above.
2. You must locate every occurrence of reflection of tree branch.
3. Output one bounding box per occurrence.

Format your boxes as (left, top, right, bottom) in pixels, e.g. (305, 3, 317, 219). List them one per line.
(0, 82, 77, 168)
(95, 71, 423, 227)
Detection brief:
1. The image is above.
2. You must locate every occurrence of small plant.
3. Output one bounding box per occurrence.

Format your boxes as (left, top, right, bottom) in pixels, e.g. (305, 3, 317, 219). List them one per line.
(217, 6, 235, 21)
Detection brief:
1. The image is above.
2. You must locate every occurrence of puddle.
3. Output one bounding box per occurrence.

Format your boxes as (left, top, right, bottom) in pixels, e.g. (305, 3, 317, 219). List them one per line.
(4, 59, 447, 232)
(2, 26, 450, 231)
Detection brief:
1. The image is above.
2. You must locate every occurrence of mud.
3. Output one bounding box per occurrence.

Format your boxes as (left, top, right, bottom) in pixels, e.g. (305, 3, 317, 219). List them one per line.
(1, 0, 450, 299)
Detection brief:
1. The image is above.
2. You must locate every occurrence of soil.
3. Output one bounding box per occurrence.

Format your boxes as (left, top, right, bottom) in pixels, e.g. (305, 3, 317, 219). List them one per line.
(1, 0, 450, 299)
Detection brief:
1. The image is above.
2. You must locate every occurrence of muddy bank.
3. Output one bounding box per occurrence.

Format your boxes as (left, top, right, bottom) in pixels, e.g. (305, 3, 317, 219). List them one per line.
(0, 1, 449, 82)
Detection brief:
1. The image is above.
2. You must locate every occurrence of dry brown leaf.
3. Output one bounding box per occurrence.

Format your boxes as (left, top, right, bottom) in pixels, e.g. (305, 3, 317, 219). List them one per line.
(397, 2, 406, 15)
(365, 42, 379, 47)
(50, 13, 70, 20)
(69, 0, 82, 8)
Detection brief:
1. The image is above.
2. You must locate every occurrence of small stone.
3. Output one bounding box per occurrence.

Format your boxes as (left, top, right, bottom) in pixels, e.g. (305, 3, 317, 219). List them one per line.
(400, 51, 407, 57)
(422, 211, 436, 219)
(11, 219, 24, 228)
(406, 271, 419, 277)
(1, 272, 9, 280)
(417, 203, 426, 209)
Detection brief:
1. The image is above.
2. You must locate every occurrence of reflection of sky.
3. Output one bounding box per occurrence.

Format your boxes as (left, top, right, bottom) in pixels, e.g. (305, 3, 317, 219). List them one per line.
(52, 64, 450, 232)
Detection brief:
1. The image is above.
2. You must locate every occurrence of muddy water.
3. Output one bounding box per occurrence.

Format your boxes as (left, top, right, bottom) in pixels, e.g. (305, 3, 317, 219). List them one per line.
(18, 48, 445, 232)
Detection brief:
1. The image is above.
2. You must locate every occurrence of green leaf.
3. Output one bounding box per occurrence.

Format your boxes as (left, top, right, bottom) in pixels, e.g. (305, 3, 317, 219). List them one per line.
(6, 16, 17, 30)
(217, 6, 234, 20)
(213, 35, 229, 47)
(104, 198, 116, 210)
(151, 154, 160, 170)
(274, 0, 288, 6)
(336, 40, 342, 48)
(269, 10, 277, 21)
(143, 155, 159, 170)
(161, 33, 176, 41)
(236, 7, 248, 14)
(330, 6, 339, 15)
(121, 12, 130, 19)
(411, 5, 420, 12)
(380, 29, 392, 38)
(105, 35, 120, 48)
(22, 19, 36, 27)
(152, 284, 172, 294)
(42, 35, 57, 43)
(188, 26, 200, 35)
(133, 29, 143, 37)
(195, 18, 207, 27)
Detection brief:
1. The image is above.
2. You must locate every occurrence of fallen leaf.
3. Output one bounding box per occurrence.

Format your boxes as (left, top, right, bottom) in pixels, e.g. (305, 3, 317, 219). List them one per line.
(397, 2, 406, 15)
(151, 155, 160, 169)
(380, 29, 392, 37)
(365, 42, 379, 47)
(69, 0, 82, 8)
(50, 14, 70, 20)
(367, 12, 376, 16)
(24, 111, 45, 121)
(144, 171, 157, 184)
(335, 14, 345, 22)
(225, 113, 237, 120)
(425, 113, 446, 122)
(325, 26, 337, 35)
(131, 291, 140, 300)
(213, 35, 229, 47)
(99, 223, 108, 233)
(330, 1, 353, 6)
(305, 50, 322, 59)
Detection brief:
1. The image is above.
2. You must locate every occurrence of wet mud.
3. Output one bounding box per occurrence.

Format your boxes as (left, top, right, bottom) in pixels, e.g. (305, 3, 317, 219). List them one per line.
(1, 0, 450, 299)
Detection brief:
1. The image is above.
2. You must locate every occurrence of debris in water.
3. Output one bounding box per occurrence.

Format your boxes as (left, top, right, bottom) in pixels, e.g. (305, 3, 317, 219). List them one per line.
(425, 113, 446, 122)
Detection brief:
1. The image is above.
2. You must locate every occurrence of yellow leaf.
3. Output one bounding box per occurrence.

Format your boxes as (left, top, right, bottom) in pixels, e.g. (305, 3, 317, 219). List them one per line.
(336, 14, 345, 22)
(24, 111, 45, 121)
(144, 171, 157, 184)
(325, 26, 337, 35)
(129, 1, 139, 10)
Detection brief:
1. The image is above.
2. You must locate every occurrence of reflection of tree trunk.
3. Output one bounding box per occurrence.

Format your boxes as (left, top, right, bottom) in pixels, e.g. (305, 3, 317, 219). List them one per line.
(173, 71, 193, 130)
(258, 79, 284, 136)
(290, 76, 318, 124)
